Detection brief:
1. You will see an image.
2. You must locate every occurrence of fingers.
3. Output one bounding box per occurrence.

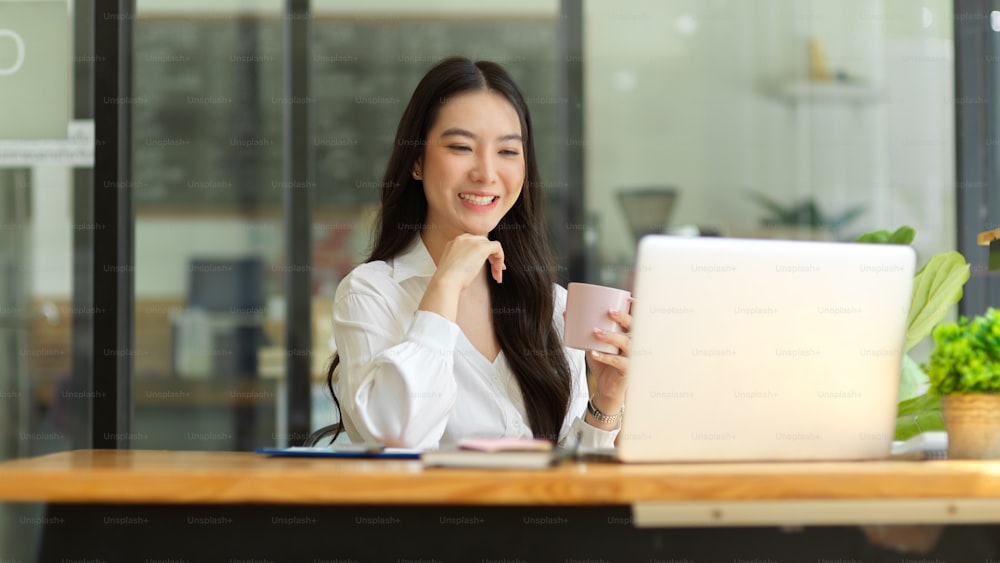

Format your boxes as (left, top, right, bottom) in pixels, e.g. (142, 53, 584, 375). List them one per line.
(590, 309, 632, 356)
(589, 348, 628, 376)
(588, 307, 632, 374)
(437, 235, 505, 288)
(594, 328, 630, 357)
(486, 244, 506, 284)
(587, 306, 632, 407)
(489, 259, 504, 284)
(610, 308, 632, 332)
(458, 234, 503, 279)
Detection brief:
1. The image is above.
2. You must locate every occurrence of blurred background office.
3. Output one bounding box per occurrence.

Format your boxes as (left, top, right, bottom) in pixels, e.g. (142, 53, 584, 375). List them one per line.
(2, 0, 997, 559)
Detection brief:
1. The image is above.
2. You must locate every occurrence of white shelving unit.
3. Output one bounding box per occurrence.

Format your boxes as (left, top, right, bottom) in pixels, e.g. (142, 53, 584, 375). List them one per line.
(768, 79, 885, 228)
(773, 80, 882, 105)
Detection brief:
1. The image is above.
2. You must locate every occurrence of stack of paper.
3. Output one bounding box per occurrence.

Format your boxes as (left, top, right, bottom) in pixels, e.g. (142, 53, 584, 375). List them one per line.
(421, 438, 559, 469)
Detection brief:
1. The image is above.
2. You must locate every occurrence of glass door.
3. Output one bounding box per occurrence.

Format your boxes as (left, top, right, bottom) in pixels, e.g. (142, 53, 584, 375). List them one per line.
(0, 1, 89, 559)
(130, 1, 286, 451)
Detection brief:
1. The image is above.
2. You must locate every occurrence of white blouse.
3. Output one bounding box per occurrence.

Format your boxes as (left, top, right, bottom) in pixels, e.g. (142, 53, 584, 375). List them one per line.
(330, 237, 619, 450)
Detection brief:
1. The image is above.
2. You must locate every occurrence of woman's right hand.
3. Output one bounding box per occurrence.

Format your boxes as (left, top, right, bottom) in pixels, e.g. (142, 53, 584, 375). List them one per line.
(433, 234, 506, 289)
(419, 234, 505, 322)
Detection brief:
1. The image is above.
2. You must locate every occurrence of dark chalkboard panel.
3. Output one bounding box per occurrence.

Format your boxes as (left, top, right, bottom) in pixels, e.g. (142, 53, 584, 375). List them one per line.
(132, 16, 561, 212)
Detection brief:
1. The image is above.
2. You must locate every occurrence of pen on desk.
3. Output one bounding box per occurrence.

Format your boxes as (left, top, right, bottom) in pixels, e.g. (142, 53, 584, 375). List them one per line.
(551, 433, 583, 465)
(572, 430, 583, 460)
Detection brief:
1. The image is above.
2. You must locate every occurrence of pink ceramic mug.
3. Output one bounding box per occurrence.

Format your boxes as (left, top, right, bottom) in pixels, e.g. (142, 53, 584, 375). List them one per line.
(564, 282, 632, 354)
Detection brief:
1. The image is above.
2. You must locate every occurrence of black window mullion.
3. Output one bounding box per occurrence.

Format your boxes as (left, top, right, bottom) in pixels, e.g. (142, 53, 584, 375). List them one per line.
(70, 0, 95, 450)
(92, 0, 135, 449)
(558, 0, 586, 285)
(283, 0, 313, 446)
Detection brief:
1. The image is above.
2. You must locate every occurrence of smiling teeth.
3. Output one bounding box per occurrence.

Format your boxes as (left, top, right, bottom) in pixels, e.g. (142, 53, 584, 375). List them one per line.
(459, 194, 496, 205)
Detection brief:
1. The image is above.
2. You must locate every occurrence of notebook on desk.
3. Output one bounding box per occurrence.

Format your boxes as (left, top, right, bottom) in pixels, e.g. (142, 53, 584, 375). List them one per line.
(616, 235, 916, 463)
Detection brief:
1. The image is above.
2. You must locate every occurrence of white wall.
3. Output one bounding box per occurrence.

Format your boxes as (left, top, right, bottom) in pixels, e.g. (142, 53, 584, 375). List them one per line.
(584, 0, 955, 272)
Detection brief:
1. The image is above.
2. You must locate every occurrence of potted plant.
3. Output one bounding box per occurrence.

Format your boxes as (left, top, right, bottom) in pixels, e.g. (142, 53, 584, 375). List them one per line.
(924, 308, 1000, 458)
(747, 190, 867, 240)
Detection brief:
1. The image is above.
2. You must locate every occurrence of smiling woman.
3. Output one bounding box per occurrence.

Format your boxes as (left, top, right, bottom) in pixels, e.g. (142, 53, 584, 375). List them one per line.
(324, 57, 630, 450)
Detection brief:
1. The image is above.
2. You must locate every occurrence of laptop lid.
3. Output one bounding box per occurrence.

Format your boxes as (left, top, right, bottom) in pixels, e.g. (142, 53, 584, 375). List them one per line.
(619, 235, 916, 462)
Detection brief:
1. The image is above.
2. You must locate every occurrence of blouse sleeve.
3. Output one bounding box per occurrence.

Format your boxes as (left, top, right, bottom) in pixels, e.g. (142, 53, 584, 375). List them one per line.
(332, 286, 460, 450)
(553, 285, 620, 449)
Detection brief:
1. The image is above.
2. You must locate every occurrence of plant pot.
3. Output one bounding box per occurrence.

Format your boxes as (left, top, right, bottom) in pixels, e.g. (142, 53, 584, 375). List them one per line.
(941, 394, 1000, 459)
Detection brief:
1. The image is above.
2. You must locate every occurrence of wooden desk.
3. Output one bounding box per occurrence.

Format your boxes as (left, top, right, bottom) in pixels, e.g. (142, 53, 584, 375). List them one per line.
(3, 450, 1000, 561)
(4, 450, 1000, 523)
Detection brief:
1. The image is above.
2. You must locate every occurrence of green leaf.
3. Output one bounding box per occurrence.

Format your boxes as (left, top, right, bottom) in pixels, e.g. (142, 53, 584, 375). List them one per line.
(888, 226, 916, 245)
(855, 229, 890, 243)
(897, 353, 926, 401)
(894, 392, 944, 441)
(854, 225, 915, 245)
(923, 308, 1000, 394)
(905, 251, 970, 352)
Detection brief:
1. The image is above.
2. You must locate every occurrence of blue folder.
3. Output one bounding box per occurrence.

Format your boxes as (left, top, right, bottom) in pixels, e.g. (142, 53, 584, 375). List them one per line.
(255, 445, 421, 459)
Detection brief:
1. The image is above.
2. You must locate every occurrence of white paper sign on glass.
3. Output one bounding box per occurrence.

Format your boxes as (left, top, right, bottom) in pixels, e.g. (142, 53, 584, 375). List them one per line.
(0, 1, 69, 140)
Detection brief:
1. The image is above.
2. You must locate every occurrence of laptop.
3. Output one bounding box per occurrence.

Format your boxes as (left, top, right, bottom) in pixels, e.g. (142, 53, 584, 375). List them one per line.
(616, 235, 916, 462)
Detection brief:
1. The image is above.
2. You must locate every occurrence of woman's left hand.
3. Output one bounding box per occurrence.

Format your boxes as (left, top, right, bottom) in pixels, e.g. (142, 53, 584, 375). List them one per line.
(585, 306, 631, 424)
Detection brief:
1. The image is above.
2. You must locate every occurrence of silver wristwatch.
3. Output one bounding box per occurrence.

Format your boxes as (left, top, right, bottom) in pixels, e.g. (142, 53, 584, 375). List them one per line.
(587, 397, 624, 425)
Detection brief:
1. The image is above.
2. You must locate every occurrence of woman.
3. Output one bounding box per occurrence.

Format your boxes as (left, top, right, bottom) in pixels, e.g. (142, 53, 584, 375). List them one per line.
(327, 57, 629, 450)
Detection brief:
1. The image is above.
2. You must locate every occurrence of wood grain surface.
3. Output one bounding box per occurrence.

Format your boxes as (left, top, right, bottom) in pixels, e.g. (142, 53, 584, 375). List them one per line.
(2, 450, 1000, 506)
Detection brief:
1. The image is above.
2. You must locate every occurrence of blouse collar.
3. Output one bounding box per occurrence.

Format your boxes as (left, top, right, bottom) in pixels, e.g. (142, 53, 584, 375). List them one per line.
(391, 235, 437, 282)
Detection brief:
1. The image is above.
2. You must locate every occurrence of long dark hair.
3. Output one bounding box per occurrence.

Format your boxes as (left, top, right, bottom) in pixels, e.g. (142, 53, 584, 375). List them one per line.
(326, 56, 572, 442)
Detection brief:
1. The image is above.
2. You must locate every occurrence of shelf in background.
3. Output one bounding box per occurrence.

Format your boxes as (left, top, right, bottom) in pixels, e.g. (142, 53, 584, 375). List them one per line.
(772, 80, 882, 105)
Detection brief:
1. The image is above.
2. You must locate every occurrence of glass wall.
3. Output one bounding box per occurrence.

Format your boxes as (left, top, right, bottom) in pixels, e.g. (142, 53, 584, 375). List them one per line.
(108, 0, 966, 453)
(0, 0, 974, 558)
(127, 0, 564, 451)
(0, 0, 87, 559)
(130, 0, 286, 450)
(0, 2, 966, 443)
(585, 0, 956, 292)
